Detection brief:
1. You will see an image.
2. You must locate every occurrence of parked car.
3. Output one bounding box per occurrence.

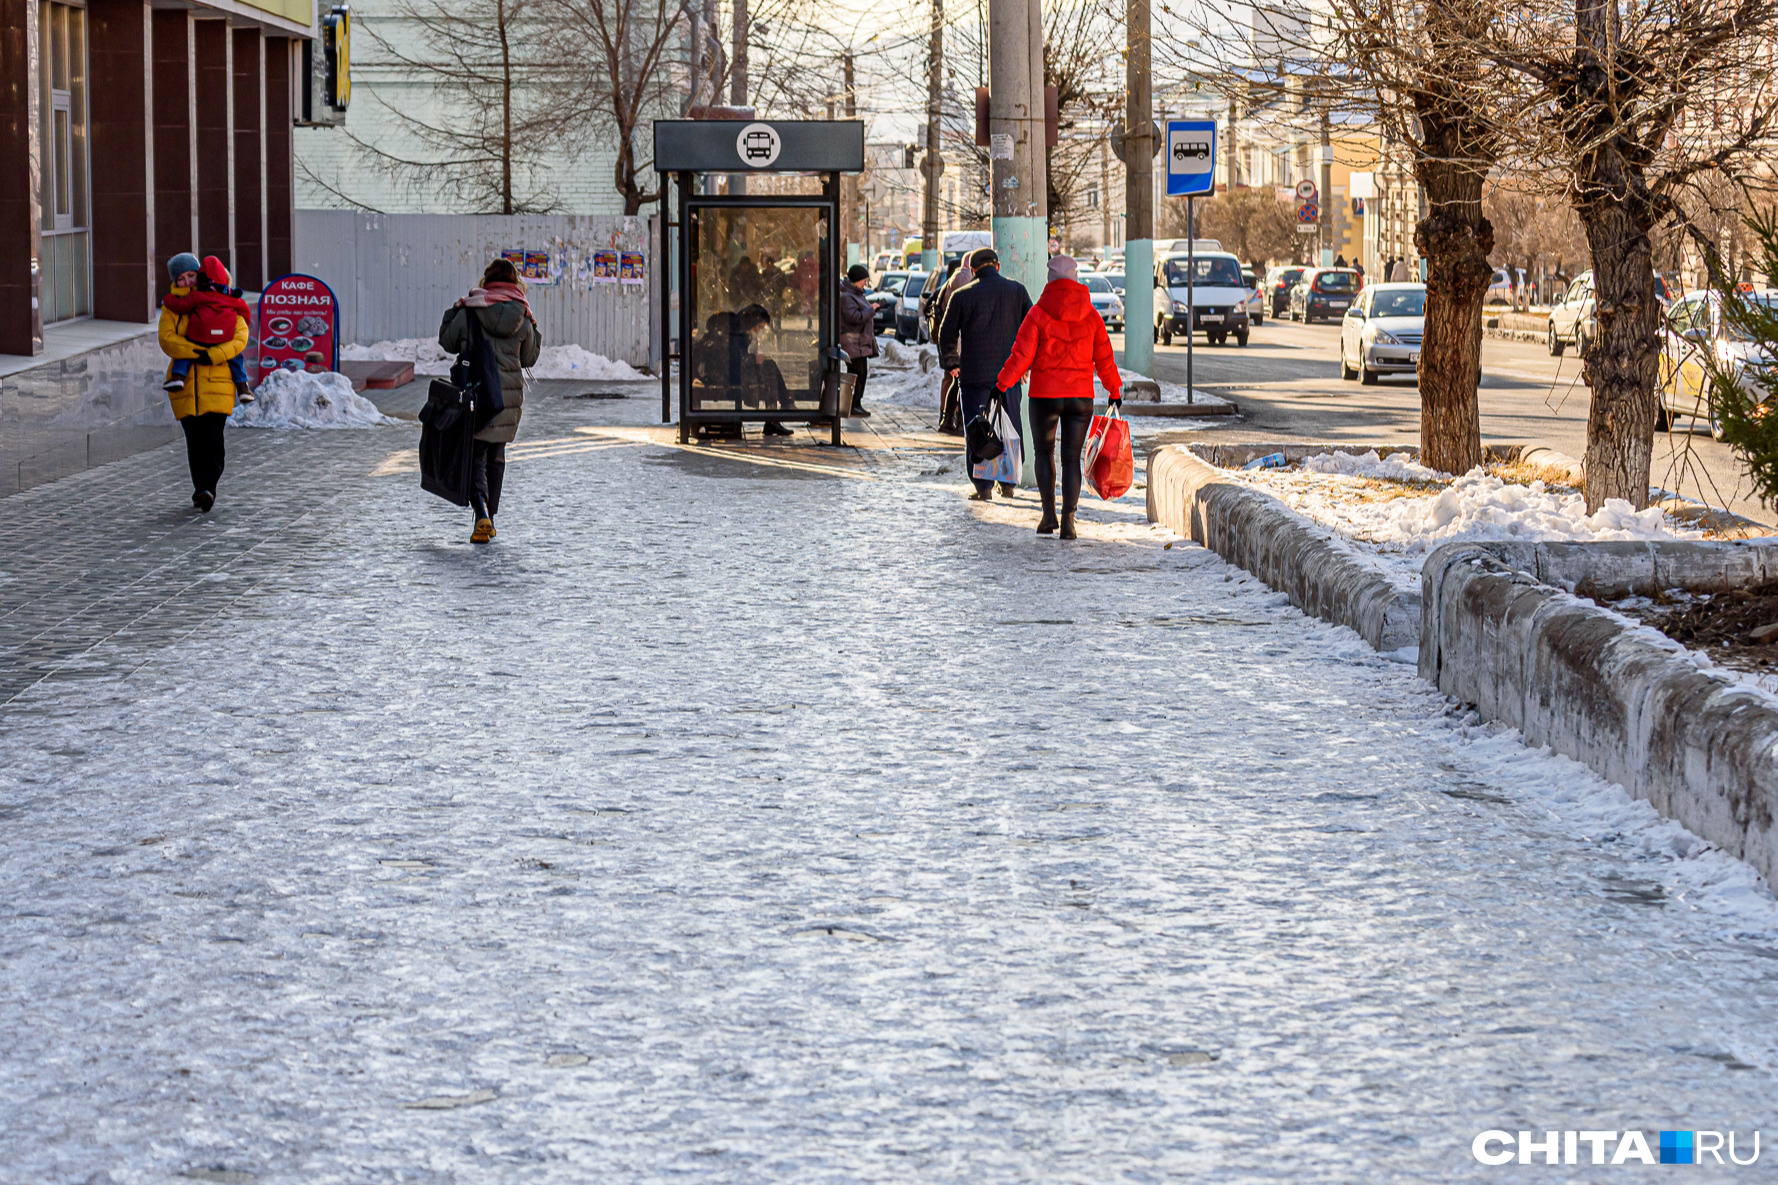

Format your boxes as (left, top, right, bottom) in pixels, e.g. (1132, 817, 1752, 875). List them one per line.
(1485, 267, 1527, 306)
(1338, 283, 1426, 385)
(1656, 288, 1778, 438)
(1099, 268, 1126, 295)
(1242, 267, 1264, 326)
(870, 252, 897, 282)
(1288, 268, 1361, 323)
(1546, 271, 1594, 356)
(1265, 265, 1306, 317)
(895, 271, 931, 342)
(1154, 250, 1250, 346)
(1548, 269, 1677, 356)
(1083, 272, 1125, 330)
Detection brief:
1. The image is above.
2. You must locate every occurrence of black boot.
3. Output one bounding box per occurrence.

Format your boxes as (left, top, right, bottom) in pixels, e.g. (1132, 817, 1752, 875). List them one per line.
(763, 421, 794, 437)
(1037, 505, 1058, 534)
(1059, 512, 1077, 539)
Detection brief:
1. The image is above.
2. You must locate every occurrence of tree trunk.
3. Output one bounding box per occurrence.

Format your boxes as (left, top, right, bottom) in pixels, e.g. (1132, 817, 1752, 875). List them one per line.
(1576, 185, 1661, 510)
(1571, 0, 1660, 511)
(1412, 152, 1491, 475)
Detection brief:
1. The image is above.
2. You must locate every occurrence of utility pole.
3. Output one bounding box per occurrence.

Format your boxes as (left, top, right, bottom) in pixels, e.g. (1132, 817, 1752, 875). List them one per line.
(921, 0, 943, 274)
(844, 52, 859, 266)
(1123, 0, 1154, 376)
(1099, 134, 1111, 248)
(989, 0, 1046, 481)
(1319, 106, 1332, 267)
(1227, 95, 1239, 188)
(731, 0, 748, 195)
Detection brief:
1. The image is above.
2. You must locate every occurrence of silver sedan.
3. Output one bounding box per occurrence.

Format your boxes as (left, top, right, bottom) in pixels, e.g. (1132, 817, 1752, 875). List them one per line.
(1339, 283, 1426, 384)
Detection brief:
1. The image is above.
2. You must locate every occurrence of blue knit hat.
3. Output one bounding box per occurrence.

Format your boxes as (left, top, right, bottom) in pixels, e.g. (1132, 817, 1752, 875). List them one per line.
(167, 252, 201, 280)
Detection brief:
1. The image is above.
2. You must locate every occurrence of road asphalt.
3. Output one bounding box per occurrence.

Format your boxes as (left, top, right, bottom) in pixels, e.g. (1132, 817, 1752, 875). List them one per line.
(1115, 315, 1774, 526)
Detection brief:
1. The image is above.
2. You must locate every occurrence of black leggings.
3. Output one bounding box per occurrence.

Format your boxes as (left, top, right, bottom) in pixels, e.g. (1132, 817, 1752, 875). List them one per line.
(471, 440, 506, 519)
(180, 412, 228, 495)
(1028, 397, 1094, 514)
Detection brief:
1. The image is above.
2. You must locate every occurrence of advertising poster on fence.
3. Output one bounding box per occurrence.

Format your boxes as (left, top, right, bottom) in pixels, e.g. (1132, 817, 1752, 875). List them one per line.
(593, 250, 619, 284)
(255, 273, 339, 383)
(500, 248, 559, 286)
(620, 252, 645, 284)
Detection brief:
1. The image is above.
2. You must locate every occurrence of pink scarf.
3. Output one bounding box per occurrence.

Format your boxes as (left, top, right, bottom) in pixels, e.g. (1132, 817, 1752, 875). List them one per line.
(457, 281, 531, 313)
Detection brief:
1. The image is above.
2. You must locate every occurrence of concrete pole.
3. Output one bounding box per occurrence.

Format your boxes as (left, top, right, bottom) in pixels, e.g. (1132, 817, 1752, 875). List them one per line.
(921, 0, 943, 274)
(1099, 134, 1111, 248)
(1319, 106, 1333, 267)
(844, 52, 859, 266)
(730, 0, 748, 195)
(989, 0, 1046, 482)
(1123, 0, 1154, 376)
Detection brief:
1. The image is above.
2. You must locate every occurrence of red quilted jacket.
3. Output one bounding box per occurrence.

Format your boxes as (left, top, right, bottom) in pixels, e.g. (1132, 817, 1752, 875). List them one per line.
(994, 277, 1122, 400)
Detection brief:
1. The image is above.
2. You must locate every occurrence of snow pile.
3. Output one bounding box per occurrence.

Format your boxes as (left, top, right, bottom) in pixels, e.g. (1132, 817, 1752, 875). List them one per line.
(869, 337, 943, 408)
(1351, 473, 1685, 553)
(1301, 449, 1448, 482)
(341, 337, 454, 376)
(230, 369, 396, 429)
(341, 337, 648, 381)
(525, 344, 648, 381)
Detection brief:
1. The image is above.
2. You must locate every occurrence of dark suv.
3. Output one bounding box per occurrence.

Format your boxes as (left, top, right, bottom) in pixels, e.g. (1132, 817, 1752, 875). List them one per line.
(1288, 268, 1361, 323)
(1266, 266, 1305, 317)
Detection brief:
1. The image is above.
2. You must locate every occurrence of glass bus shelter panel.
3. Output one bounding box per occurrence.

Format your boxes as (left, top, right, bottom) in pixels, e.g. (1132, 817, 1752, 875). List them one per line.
(688, 205, 831, 415)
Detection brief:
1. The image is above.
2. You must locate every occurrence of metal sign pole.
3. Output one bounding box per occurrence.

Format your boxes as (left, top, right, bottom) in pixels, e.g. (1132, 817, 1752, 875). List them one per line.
(1186, 197, 1194, 405)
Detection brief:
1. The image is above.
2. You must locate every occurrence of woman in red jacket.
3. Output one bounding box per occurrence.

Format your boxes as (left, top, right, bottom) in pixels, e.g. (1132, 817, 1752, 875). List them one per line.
(994, 255, 1122, 538)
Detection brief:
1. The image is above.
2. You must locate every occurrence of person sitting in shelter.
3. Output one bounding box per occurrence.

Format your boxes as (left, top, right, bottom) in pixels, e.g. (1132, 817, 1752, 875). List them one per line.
(693, 306, 794, 436)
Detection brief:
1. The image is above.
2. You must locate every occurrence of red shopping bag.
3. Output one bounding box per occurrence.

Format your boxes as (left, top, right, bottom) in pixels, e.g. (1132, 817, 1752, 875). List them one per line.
(1084, 409, 1134, 500)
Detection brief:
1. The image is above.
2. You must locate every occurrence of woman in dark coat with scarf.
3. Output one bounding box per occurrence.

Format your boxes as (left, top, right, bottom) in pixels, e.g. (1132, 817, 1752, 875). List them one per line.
(439, 258, 543, 544)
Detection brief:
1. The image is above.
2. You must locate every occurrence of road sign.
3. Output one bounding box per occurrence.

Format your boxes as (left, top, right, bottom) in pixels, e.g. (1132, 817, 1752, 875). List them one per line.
(1166, 119, 1216, 197)
(1297, 201, 1319, 223)
(1110, 120, 1161, 165)
(1295, 179, 1318, 201)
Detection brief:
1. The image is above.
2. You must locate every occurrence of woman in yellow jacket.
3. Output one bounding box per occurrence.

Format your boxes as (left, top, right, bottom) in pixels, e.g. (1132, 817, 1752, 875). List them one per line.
(159, 252, 250, 511)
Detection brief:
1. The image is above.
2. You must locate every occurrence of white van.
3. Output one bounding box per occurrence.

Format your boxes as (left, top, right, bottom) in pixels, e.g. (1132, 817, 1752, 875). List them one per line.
(939, 230, 993, 270)
(1153, 250, 1251, 346)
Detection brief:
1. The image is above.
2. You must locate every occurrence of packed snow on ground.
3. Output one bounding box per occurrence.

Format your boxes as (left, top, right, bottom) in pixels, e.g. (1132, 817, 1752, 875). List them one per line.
(230, 370, 396, 429)
(1206, 446, 1699, 588)
(340, 338, 647, 382)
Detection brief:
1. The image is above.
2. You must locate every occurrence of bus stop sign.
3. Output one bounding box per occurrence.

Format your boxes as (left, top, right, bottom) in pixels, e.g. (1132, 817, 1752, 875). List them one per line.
(1166, 119, 1217, 197)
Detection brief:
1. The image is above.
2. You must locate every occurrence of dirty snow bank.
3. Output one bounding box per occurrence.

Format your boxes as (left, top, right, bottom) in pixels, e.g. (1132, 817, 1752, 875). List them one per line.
(341, 337, 647, 381)
(1200, 447, 1699, 589)
(230, 370, 396, 429)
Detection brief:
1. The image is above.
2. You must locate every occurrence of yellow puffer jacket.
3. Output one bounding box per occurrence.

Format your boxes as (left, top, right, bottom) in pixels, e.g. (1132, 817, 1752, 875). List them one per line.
(159, 289, 250, 419)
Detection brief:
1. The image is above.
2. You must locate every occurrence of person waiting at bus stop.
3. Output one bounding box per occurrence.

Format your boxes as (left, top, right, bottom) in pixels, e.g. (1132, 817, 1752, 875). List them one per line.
(993, 254, 1122, 539)
(938, 248, 1031, 501)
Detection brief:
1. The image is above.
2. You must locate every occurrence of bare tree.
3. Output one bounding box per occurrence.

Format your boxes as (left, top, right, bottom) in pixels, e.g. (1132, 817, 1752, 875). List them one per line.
(350, 0, 585, 214)
(1477, 0, 1778, 508)
(545, 0, 698, 215)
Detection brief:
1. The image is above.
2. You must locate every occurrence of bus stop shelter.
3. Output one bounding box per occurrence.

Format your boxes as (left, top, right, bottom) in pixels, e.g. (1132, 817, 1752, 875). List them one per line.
(654, 120, 866, 445)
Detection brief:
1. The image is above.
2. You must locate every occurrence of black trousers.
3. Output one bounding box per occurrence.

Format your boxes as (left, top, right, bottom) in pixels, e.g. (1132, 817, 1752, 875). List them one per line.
(1028, 396, 1094, 515)
(180, 412, 228, 495)
(846, 357, 868, 410)
(471, 440, 506, 519)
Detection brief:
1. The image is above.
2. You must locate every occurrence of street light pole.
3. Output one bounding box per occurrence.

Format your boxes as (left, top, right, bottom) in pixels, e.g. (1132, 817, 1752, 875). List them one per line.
(989, 0, 1046, 481)
(730, 0, 748, 195)
(922, 0, 943, 274)
(1123, 0, 1154, 376)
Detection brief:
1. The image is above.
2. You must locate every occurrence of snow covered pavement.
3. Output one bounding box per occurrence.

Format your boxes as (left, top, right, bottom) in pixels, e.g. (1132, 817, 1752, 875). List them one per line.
(2, 389, 1776, 1182)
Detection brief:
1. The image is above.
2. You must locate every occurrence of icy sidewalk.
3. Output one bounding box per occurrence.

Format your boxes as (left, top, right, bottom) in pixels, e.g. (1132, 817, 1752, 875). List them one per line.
(1, 392, 1777, 1182)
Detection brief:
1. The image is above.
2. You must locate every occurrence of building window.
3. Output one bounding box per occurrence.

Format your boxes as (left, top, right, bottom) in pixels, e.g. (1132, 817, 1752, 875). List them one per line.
(1085, 186, 1100, 210)
(38, 1, 90, 325)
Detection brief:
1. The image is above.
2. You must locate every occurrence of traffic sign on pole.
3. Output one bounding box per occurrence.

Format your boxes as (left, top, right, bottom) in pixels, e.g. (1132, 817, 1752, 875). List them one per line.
(1165, 119, 1216, 197)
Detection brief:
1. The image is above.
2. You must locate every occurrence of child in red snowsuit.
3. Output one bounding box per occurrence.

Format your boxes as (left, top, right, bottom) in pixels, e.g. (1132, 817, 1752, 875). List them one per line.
(162, 255, 254, 402)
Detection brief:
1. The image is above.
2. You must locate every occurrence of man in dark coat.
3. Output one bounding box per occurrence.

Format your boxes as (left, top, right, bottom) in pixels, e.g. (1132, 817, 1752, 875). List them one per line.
(938, 248, 1032, 500)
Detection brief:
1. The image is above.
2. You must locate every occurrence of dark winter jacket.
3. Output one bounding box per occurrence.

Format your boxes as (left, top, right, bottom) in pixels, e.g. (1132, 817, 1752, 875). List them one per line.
(439, 299, 543, 443)
(996, 277, 1121, 400)
(838, 281, 877, 359)
(937, 265, 1033, 388)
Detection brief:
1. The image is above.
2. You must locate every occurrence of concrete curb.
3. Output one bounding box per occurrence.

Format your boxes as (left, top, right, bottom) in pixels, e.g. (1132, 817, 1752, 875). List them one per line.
(1420, 540, 1778, 886)
(1145, 444, 1420, 650)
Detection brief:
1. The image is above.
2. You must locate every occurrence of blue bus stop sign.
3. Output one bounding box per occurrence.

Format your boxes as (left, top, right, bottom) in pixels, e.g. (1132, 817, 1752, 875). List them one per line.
(1166, 120, 1217, 197)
